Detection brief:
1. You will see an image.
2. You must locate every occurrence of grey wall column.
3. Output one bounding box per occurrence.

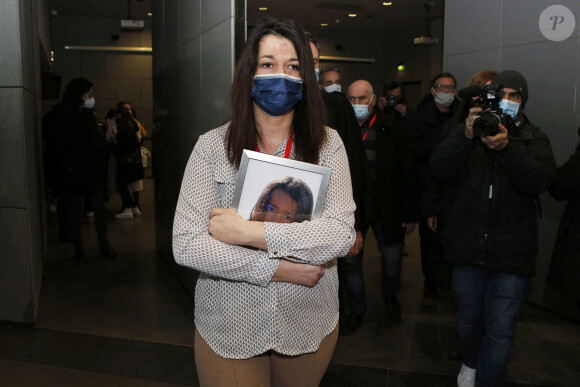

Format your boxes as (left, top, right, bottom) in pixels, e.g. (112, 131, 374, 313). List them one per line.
(444, 0, 579, 318)
(0, 0, 47, 323)
(152, 0, 238, 295)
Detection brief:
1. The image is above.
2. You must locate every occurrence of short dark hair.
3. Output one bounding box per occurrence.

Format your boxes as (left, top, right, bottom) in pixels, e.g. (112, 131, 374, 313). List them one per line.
(250, 176, 313, 223)
(63, 78, 93, 106)
(304, 31, 320, 56)
(385, 81, 405, 98)
(227, 17, 326, 168)
(430, 72, 457, 87)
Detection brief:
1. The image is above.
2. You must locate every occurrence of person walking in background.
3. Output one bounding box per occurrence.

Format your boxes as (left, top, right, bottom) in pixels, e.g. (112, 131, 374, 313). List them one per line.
(547, 126, 580, 311)
(407, 72, 459, 296)
(105, 101, 145, 219)
(43, 78, 117, 260)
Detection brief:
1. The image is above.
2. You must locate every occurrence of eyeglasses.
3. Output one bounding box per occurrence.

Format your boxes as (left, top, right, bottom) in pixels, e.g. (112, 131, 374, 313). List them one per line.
(321, 67, 339, 73)
(503, 91, 523, 103)
(433, 84, 456, 92)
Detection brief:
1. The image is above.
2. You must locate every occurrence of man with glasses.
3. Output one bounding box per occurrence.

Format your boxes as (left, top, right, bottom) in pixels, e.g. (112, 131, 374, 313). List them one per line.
(319, 67, 342, 94)
(430, 70, 556, 387)
(407, 72, 460, 297)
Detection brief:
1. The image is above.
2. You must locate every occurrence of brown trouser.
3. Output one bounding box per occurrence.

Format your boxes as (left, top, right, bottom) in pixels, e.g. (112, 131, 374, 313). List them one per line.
(194, 324, 339, 387)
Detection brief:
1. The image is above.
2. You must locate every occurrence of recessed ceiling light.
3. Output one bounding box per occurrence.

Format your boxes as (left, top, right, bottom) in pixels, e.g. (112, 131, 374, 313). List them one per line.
(348, 13, 357, 17)
(259, 7, 267, 11)
(321, 23, 328, 26)
(383, 2, 392, 5)
(147, 12, 152, 16)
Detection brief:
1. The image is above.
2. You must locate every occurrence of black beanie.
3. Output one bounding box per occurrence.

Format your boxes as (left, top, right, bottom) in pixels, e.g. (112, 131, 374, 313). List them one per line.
(492, 70, 528, 109)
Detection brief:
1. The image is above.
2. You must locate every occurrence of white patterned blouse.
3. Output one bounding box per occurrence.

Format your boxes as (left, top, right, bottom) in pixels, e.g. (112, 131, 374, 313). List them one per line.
(172, 123, 356, 359)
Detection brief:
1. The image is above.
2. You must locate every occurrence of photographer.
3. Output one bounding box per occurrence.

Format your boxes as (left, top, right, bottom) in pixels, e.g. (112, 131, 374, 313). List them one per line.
(377, 81, 409, 119)
(430, 70, 556, 387)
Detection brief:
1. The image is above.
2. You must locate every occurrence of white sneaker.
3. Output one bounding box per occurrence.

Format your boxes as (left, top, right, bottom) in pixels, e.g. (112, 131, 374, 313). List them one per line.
(131, 207, 142, 217)
(457, 364, 476, 387)
(115, 208, 133, 219)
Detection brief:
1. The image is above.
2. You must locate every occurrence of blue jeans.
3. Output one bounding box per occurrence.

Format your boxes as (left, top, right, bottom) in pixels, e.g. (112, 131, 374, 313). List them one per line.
(453, 266, 528, 387)
(339, 223, 402, 316)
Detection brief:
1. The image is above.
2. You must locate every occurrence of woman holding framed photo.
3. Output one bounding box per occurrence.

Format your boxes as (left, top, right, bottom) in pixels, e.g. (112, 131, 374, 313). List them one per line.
(172, 17, 355, 386)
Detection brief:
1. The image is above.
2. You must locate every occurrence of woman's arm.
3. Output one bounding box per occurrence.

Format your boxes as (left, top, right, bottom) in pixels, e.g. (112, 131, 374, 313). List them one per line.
(172, 136, 280, 286)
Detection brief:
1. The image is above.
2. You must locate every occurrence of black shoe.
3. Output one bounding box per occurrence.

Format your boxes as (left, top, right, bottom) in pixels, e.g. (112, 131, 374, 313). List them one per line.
(100, 244, 118, 259)
(386, 296, 401, 321)
(339, 313, 363, 336)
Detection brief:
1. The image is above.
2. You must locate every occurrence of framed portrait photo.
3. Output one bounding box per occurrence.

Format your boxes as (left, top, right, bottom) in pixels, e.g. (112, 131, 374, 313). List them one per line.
(231, 150, 331, 223)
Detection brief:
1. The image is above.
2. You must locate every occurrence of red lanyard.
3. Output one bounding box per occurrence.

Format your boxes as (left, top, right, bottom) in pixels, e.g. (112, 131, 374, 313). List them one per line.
(255, 133, 294, 159)
(362, 114, 377, 142)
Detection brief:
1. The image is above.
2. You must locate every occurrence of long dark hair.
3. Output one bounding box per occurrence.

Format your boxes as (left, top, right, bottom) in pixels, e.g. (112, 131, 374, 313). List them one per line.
(227, 17, 326, 168)
(250, 176, 313, 223)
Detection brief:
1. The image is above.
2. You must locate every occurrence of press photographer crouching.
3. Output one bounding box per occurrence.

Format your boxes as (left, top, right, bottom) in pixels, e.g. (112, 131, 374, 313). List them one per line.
(430, 70, 557, 387)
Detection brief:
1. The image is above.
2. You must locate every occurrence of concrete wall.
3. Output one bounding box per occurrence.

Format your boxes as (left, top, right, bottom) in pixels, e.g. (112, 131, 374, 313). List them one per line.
(0, 0, 47, 324)
(443, 0, 580, 318)
(45, 15, 153, 133)
(152, 0, 236, 295)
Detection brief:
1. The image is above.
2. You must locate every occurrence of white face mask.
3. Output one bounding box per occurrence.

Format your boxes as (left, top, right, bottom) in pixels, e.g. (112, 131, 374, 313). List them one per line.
(352, 96, 374, 121)
(324, 84, 341, 93)
(433, 91, 454, 108)
(84, 97, 96, 109)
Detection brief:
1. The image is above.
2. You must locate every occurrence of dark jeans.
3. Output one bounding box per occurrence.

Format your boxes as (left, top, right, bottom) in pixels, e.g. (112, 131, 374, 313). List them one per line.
(453, 266, 528, 387)
(63, 190, 108, 248)
(339, 223, 403, 316)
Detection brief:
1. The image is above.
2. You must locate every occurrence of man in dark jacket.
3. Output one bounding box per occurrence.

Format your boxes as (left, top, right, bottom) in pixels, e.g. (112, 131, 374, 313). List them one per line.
(430, 70, 556, 387)
(407, 72, 460, 295)
(308, 36, 373, 335)
(547, 127, 580, 306)
(346, 79, 417, 325)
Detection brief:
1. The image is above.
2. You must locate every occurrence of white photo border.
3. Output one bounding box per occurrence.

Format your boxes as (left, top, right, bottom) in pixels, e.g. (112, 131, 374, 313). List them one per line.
(231, 150, 332, 220)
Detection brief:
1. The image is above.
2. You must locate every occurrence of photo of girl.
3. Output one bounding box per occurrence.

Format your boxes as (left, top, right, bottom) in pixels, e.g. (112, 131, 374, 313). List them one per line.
(249, 177, 313, 223)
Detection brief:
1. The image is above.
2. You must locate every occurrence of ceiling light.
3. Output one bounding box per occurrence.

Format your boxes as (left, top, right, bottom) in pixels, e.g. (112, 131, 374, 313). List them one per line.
(259, 7, 267, 11)
(383, 2, 392, 5)
(321, 23, 328, 26)
(348, 13, 357, 17)
(147, 12, 152, 16)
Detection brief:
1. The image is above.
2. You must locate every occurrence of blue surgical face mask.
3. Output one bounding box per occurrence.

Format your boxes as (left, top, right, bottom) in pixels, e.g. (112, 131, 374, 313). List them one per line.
(499, 99, 520, 119)
(314, 68, 319, 83)
(352, 96, 374, 121)
(252, 74, 303, 117)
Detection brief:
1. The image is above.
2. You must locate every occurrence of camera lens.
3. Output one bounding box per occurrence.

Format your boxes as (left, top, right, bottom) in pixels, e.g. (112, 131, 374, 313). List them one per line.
(473, 112, 500, 137)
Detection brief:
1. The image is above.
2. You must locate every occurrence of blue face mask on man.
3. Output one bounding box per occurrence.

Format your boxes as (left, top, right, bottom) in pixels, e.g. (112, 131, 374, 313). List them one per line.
(251, 74, 303, 117)
(499, 99, 520, 120)
(352, 96, 374, 121)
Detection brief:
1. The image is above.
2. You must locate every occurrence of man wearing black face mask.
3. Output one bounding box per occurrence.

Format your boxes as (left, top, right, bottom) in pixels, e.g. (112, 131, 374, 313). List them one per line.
(430, 70, 557, 387)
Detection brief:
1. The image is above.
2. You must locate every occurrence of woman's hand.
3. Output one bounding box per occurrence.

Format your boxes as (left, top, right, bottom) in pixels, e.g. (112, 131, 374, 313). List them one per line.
(209, 208, 267, 249)
(209, 208, 249, 245)
(271, 259, 325, 287)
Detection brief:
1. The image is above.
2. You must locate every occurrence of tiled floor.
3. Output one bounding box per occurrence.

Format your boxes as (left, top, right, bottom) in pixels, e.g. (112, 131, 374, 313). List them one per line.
(0, 178, 578, 386)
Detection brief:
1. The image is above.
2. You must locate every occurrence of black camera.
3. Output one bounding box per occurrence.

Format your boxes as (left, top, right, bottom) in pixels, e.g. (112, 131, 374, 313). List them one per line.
(471, 84, 514, 137)
(387, 95, 401, 108)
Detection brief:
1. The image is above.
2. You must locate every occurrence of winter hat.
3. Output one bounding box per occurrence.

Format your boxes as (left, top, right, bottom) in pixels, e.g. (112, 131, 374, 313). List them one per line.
(492, 70, 528, 109)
